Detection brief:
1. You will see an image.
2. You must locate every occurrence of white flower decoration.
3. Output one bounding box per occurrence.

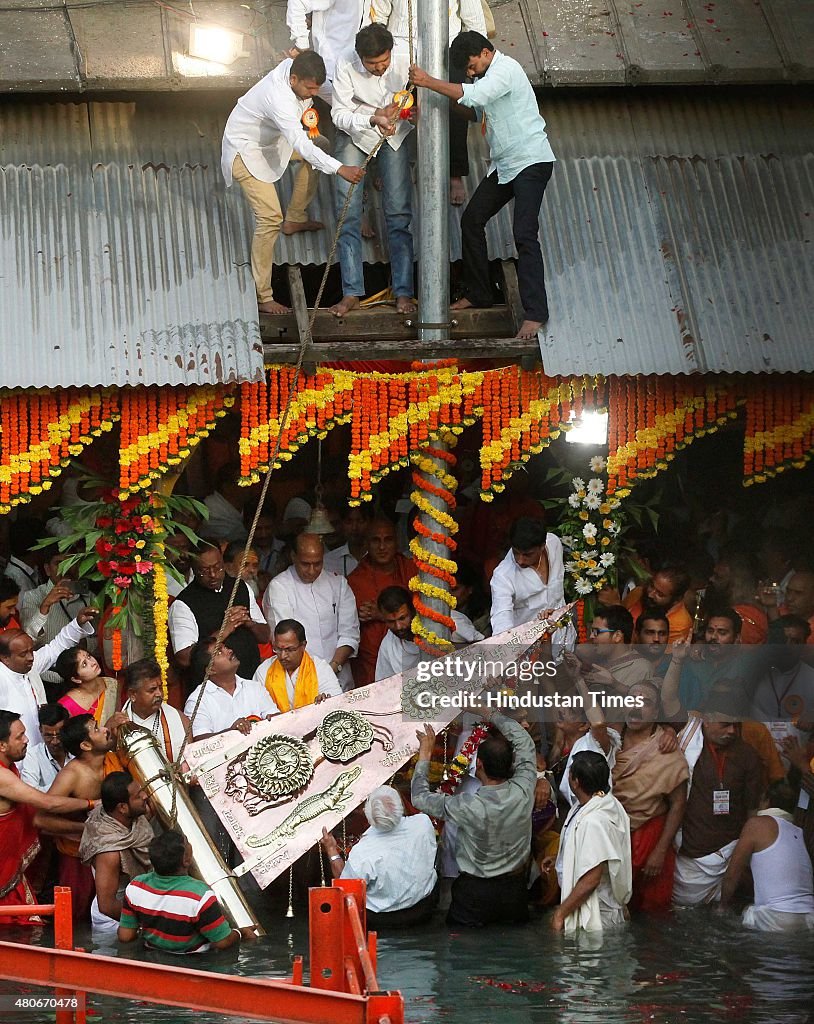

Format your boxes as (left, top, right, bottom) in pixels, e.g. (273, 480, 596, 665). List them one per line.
(587, 478, 604, 495)
(607, 522, 621, 536)
(565, 560, 579, 573)
(568, 493, 582, 508)
(572, 477, 586, 493)
(561, 535, 576, 549)
(583, 523, 598, 539)
(589, 456, 607, 473)
(600, 552, 616, 567)
(575, 577, 595, 595)
(584, 494, 602, 510)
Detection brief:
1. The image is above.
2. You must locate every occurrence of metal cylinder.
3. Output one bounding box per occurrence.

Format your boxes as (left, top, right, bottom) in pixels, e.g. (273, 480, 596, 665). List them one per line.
(416, 0, 453, 645)
(118, 723, 263, 935)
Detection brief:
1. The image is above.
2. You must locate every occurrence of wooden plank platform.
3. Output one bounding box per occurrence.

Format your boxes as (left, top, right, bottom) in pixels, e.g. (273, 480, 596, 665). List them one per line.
(263, 336, 540, 363)
(259, 304, 515, 344)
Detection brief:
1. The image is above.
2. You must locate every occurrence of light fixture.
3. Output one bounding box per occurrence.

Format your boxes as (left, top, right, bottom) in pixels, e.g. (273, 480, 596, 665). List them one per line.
(565, 411, 609, 446)
(188, 23, 246, 65)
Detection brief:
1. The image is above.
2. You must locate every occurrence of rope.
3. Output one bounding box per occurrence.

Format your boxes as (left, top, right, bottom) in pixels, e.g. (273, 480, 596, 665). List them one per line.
(172, 91, 414, 773)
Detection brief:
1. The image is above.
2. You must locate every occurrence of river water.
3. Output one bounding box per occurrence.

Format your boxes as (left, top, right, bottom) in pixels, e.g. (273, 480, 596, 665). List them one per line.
(4, 902, 814, 1024)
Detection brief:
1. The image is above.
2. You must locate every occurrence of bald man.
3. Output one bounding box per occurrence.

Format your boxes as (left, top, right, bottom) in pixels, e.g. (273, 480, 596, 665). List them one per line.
(0, 609, 98, 746)
(347, 518, 417, 687)
(263, 533, 360, 691)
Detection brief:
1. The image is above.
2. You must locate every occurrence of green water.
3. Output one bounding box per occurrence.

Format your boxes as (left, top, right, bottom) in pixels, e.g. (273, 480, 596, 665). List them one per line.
(3, 904, 814, 1023)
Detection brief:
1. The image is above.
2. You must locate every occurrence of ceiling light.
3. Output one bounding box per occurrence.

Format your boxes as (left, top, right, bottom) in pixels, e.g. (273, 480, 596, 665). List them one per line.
(188, 23, 246, 65)
(565, 411, 609, 446)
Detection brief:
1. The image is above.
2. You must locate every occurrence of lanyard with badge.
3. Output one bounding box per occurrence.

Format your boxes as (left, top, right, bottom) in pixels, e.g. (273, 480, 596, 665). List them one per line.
(709, 745, 729, 815)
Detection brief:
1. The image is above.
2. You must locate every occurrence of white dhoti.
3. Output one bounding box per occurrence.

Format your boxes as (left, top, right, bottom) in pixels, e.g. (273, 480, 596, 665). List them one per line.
(672, 840, 738, 906)
(742, 906, 814, 932)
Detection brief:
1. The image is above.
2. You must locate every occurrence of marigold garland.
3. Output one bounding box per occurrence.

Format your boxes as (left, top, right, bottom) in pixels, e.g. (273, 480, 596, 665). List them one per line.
(152, 554, 170, 696)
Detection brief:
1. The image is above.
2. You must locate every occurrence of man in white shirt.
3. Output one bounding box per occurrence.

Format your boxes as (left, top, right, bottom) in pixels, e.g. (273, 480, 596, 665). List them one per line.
(410, 32, 556, 339)
(322, 785, 438, 926)
(20, 551, 90, 693)
(20, 703, 71, 791)
(5, 519, 44, 595)
(490, 517, 572, 651)
(375, 586, 422, 681)
(253, 618, 342, 713)
(184, 640, 277, 740)
(0, 608, 98, 746)
(324, 503, 370, 578)
(201, 463, 249, 544)
(329, 24, 416, 317)
(222, 50, 364, 314)
(286, 0, 367, 88)
(370, 0, 487, 204)
(263, 533, 359, 691)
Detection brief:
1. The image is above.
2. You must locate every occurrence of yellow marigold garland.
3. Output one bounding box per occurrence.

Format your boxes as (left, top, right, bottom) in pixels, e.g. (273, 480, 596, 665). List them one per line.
(152, 554, 170, 697)
(410, 443, 459, 653)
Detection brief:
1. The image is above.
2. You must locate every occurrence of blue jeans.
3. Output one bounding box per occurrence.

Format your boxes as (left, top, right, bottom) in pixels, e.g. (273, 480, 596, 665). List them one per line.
(334, 133, 415, 298)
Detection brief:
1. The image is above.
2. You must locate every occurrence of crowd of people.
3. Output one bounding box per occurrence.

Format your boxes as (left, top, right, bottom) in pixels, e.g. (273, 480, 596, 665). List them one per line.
(2, 458, 814, 947)
(223, 0, 555, 339)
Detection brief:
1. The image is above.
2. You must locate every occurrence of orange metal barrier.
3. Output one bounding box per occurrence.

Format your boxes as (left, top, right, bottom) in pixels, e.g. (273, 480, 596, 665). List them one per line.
(0, 881, 404, 1024)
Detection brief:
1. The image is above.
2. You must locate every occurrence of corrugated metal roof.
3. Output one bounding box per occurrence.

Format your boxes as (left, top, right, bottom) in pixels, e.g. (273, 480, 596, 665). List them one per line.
(0, 100, 263, 388)
(537, 89, 814, 375)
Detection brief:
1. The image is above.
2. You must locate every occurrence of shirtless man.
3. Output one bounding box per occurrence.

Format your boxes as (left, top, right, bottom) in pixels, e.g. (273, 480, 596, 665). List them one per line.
(34, 713, 117, 918)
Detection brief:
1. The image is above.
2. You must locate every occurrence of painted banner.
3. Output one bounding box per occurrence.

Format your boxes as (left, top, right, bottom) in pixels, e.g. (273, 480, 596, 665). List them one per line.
(183, 616, 562, 889)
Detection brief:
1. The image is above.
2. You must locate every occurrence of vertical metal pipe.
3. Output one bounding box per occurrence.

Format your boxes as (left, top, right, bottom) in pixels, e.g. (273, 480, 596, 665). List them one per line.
(416, 0, 449, 338)
(415, 0, 452, 645)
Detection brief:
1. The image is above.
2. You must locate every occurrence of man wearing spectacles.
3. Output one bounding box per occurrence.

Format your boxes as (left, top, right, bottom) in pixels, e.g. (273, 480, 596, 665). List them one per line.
(581, 605, 653, 695)
(253, 619, 342, 714)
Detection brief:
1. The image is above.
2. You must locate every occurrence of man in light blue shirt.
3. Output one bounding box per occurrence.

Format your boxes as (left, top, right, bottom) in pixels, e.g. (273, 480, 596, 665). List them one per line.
(410, 32, 556, 339)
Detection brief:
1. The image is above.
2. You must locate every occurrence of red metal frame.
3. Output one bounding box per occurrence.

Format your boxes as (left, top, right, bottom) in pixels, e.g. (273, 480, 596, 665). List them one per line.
(0, 881, 404, 1024)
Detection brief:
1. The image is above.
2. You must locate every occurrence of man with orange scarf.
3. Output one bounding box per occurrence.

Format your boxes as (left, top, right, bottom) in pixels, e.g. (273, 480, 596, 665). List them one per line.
(253, 619, 342, 713)
(612, 680, 689, 913)
(0, 710, 98, 924)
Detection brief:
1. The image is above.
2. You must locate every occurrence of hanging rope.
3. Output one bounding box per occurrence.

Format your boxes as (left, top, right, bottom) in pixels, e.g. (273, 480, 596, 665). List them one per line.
(173, 80, 415, 775)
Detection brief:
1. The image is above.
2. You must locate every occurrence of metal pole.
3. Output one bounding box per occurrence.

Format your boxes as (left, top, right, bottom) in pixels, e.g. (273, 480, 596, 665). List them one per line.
(416, 0, 453, 646)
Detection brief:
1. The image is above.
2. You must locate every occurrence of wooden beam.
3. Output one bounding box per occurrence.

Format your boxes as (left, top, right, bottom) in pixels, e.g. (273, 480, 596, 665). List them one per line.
(259, 304, 514, 343)
(500, 260, 525, 334)
(263, 337, 540, 364)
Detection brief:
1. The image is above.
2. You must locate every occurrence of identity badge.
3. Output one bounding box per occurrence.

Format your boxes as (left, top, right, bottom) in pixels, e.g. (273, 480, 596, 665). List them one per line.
(712, 789, 730, 815)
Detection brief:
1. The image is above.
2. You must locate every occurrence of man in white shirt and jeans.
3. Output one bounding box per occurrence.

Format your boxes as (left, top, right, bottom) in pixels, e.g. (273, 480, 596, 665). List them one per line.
(330, 24, 416, 317)
(410, 32, 556, 339)
(221, 50, 364, 314)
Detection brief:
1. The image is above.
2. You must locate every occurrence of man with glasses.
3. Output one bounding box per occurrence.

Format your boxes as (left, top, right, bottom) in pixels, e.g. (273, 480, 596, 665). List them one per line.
(253, 619, 342, 714)
(581, 605, 653, 695)
(169, 543, 270, 678)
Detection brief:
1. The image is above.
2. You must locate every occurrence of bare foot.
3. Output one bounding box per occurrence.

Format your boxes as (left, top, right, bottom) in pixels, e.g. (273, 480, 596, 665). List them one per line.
(450, 297, 475, 310)
(450, 177, 466, 206)
(329, 295, 361, 317)
(516, 319, 544, 340)
(396, 296, 417, 314)
(282, 220, 324, 235)
(258, 300, 291, 314)
(361, 212, 376, 239)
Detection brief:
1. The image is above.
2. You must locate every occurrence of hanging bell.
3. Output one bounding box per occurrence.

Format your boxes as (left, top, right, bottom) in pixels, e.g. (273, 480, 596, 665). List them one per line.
(306, 503, 334, 535)
(286, 902, 295, 919)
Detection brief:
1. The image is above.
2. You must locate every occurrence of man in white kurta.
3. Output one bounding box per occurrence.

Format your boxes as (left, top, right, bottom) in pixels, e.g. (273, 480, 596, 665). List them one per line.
(263, 534, 359, 691)
(554, 751, 631, 934)
(0, 612, 97, 745)
(221, 51, 363, 313)
(490, 517, 574, 652)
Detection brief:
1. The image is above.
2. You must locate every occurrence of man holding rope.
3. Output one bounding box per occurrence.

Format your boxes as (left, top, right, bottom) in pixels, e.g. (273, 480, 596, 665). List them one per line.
(222, 50, 365, 315)
(329, 24, 417, 317)
(409, 31, 556, 339)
